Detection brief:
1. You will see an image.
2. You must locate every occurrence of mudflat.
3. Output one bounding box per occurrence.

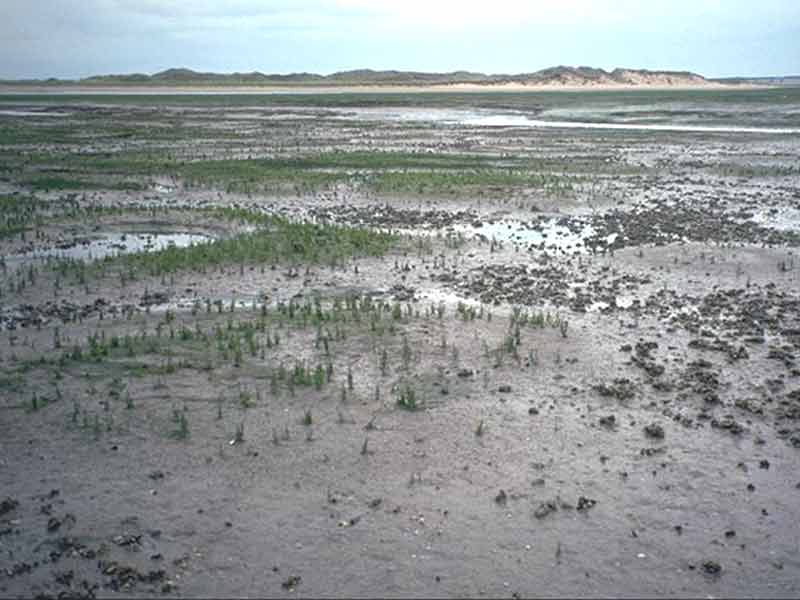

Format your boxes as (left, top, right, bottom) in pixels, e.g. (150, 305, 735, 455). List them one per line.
(1, 89, 799, 598)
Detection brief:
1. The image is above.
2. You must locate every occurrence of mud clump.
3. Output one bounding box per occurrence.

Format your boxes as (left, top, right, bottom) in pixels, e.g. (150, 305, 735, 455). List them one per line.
(282, 575, 302, 590)
(100, 560, 167, 592)
(710, 416, 745, 435)
(599, 415, 616, 428)
(593, 378, 637, 401)
(112, 533, 143, 548)
(140, 291, 170, 306)
(534, 501, 558, 519)
(0, 497, 19, 516)
(644, 423, 665, 439)
(640, 447, 666, 457)
(632, 341, 665, 377)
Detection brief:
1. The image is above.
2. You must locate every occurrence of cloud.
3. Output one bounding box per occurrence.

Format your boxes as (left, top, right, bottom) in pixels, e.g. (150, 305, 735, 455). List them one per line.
(110, 0, 289, 18)
(0, 0, 797, 78)
(333, 0, 679, 30)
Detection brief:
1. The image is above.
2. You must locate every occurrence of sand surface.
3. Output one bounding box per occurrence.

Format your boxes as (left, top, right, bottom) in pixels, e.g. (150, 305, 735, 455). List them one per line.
(0, 82, 767, 95)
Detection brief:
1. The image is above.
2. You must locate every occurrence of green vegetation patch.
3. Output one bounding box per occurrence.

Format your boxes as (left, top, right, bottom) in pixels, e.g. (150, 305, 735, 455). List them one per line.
(116, 215, 395, 274)
(42, 210, 396, 283)
(20, 175, 146, 192)
(371, 169, 578, 195)
(0, 194, 48, 238)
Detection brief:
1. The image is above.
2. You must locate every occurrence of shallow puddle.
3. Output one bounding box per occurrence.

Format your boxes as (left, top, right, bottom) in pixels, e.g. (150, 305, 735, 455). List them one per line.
(450, 218, 617, 253)
(749, 206, 800, 232)
(152, 183, 177, 194)
(0, 109, 71, 117)
(2, 231, 213, 269)
(338, 106, 800, 134)
(585, 295, 644, 312)
(418, 288, 483, 308)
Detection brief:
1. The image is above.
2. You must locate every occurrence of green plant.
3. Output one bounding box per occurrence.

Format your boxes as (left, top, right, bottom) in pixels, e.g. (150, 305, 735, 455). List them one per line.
(239, 388, 255, 408)
(397, 382, 419, 411)
(379, 348, 388, 376)
(92, 413, 101, 440)
(232, 421, 245, 445)
(401, 336, 412, 371)
(171, 409, 189, 439)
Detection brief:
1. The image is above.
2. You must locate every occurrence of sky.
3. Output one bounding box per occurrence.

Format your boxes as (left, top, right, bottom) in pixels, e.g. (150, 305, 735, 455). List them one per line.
(1, 0, 798, 79)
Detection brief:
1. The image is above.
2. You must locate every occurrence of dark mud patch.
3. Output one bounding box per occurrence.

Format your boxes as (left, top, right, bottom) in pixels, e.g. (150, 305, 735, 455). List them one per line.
(592, 205, 800, 251)
(444, 262, 651, 313)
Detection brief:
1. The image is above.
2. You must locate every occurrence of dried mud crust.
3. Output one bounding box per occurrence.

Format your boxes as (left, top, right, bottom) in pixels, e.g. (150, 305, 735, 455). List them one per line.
(2, 96, 800, 598)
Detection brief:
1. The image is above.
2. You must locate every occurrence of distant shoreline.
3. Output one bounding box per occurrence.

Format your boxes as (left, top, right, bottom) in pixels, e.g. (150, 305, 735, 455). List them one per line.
(0, 82, 772, 95)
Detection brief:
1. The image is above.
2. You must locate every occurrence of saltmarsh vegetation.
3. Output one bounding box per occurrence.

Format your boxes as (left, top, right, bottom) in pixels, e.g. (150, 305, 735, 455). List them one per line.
(4, 138, 580, 197)
(0, 192, 199, 242)
(3, 279, 579, 451)
(0, 194, 50, 238)
(110, 213, 396, 274)
(41, 206, 396, 286)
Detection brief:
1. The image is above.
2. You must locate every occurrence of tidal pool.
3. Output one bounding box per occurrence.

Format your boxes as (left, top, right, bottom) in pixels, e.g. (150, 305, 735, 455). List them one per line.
(2, 231, 213, 270)
(451, 218, 618, 253)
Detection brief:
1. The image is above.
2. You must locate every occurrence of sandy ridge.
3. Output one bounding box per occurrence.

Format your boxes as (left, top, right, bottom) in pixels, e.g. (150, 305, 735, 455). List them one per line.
(0, 82, 769, 95)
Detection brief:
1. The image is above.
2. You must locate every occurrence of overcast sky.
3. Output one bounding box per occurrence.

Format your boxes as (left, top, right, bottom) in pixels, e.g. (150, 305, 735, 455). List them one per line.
(1, 0, 798, 79)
